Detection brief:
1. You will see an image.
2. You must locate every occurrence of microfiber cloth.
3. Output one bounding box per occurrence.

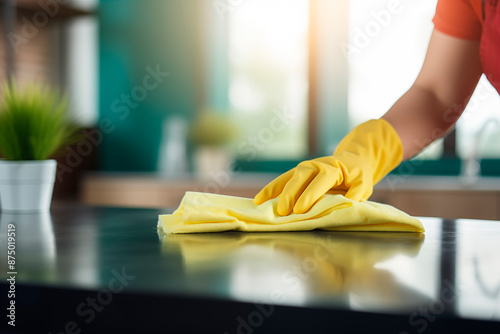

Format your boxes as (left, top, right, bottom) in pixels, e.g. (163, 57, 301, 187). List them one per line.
(157, 191, 424, 234)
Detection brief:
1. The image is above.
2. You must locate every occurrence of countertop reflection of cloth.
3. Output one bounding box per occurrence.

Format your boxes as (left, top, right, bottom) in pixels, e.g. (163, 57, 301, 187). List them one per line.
(158, 192, 424, 234)
(159, 232, 430, 309)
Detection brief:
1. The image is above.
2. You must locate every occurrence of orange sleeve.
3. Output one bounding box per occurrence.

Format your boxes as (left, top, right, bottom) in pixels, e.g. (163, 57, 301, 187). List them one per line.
(432, 0, 483, 40)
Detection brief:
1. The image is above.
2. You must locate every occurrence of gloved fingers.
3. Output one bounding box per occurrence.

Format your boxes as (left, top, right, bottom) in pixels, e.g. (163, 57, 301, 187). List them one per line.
(277, 164, 318, 216)
(293, 167, 344, 214)
(326, 188, 348, 196)
(254, 169, 295, 205)
(344, 180, 372, 202)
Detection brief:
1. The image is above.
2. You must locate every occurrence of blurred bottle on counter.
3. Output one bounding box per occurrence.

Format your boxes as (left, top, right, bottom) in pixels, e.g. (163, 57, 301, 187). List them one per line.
(158, 116, 188, 176)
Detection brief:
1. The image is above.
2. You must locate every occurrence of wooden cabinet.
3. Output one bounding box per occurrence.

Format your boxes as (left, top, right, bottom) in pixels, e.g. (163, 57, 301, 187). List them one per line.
(371, 176, 500, 220)
(79, 173, 500, 220)
(80, 173, 273, 209)
(370, 189, 499, 220)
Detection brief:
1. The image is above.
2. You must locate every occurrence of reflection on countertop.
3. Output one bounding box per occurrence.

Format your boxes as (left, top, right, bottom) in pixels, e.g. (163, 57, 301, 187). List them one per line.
(160, 231, 428, 312)
(0, 212, 56, 282)
(1, 206, 499, 333)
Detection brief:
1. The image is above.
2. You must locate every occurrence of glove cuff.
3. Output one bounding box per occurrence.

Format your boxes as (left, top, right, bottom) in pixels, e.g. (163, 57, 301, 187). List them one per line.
(334, 118, 403, 185)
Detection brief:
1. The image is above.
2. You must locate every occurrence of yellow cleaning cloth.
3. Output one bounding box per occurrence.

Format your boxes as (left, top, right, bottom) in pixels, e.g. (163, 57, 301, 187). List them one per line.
(158, 191, 424, 234)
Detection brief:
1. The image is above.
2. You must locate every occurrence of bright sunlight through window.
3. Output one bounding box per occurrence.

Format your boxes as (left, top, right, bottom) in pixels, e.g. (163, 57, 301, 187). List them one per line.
(349, 0, 500, 160)
(229, 0, 309, 160)
(348, 0, 440, 159)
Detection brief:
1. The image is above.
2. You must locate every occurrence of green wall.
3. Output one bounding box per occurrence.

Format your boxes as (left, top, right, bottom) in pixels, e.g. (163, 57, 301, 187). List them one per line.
(98, 0, 203, 171)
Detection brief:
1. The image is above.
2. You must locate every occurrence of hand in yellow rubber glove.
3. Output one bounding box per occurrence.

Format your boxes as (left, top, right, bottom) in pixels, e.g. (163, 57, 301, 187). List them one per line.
(254, 119, 403, 216)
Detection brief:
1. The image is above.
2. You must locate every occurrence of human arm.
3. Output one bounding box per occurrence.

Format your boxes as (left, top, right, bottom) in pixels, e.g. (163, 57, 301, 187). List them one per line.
(255, 29, 483, 216)
(383, 29, 482, 159)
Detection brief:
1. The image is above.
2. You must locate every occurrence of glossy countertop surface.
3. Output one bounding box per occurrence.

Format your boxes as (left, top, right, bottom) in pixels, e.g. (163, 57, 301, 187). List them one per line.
(1, 205, 500, 326)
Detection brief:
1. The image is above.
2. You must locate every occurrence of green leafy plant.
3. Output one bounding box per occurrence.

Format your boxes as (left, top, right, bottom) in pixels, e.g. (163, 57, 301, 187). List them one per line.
(0, 82, 78, 161)
(189, 110, 237, 147)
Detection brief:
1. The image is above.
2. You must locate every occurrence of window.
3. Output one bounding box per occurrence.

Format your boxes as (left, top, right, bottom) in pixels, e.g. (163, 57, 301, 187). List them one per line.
(349, 0, 500, 165)
(224, 0, 500, 175)
(228, 0, 309, 160)
(67, 15, 98, 126)
(348, 0, 441, 159)
(456, 76, 500, 160)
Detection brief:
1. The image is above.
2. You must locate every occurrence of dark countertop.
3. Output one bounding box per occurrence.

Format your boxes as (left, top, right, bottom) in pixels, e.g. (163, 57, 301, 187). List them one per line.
(1, 205, 500, 333)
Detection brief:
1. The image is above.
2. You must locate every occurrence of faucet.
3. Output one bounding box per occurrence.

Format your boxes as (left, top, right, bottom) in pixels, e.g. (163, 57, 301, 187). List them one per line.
(461, 117, 500, 181)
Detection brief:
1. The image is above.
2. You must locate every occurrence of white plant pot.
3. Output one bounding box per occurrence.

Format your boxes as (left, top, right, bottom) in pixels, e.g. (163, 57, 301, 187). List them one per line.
(0, 160, 57, 213)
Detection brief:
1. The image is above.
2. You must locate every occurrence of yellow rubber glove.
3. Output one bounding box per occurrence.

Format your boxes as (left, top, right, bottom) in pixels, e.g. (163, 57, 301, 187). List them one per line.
(254, 119, 403, 216)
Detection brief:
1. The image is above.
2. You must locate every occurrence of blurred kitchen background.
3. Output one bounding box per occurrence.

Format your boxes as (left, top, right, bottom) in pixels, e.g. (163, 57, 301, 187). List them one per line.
(1, 0, 500, 219)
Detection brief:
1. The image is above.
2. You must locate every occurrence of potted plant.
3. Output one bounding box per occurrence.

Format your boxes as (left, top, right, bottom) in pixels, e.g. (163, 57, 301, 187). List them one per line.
(0, 82, 77, 212)
(189, 110, 237, 180)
